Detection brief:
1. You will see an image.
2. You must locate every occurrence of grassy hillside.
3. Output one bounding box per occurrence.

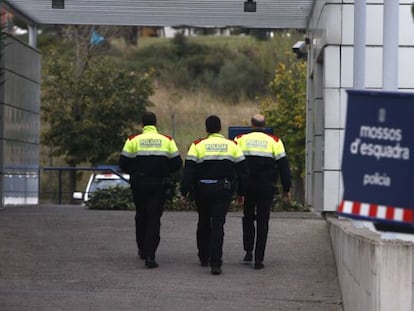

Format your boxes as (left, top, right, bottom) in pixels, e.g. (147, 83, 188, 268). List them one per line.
(116, 31, 304, 155)
(40, 30, 304, 158)
(149, 86, 259, 156)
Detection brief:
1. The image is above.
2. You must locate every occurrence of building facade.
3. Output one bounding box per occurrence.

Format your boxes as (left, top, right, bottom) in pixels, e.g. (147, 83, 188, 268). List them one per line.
(306, 0, 414, 212)
(0, 34, 41, 206)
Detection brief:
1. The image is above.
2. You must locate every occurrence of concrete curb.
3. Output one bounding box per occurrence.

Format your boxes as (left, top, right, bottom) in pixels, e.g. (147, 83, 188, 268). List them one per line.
(328, 218, 413, 311)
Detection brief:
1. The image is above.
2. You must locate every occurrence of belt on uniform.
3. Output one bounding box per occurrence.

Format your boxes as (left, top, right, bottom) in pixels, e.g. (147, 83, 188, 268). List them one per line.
(198, 179, 232, 190)
(199, 179, 219, 184)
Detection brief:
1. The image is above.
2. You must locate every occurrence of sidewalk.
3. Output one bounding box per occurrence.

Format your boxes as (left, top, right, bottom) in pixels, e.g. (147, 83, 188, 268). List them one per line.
(0, 205, 343, 311)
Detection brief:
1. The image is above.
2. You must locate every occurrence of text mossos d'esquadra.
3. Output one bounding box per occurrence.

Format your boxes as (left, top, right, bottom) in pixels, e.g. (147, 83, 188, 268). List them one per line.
(349, 125, 410, 188)
(350, 125, 410, 161)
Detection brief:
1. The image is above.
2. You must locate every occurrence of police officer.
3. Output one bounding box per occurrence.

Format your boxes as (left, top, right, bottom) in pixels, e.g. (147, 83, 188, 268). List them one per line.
(234, 114, 291, 269)
(181, 115, 248, 275)
(119, 111, 182, 269)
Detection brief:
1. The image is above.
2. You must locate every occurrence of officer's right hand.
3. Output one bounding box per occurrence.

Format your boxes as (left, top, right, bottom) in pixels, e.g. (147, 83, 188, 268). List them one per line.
(179, 193, 192, 209)
(235, 195, 245, 206)
(282, 191, 291, 202)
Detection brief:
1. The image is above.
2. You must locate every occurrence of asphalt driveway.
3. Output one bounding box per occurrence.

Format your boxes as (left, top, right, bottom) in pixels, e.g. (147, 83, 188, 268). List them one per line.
(0, 205, 342, 311)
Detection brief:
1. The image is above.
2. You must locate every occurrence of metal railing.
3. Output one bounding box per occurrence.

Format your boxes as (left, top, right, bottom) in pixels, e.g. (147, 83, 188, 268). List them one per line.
(41, 166, 128, 204)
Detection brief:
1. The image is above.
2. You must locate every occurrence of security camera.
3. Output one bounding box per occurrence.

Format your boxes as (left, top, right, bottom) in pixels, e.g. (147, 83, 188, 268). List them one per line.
(52, 0, 65, 9)
(292, 41, 306, 54)
(292, 41, 307, 58)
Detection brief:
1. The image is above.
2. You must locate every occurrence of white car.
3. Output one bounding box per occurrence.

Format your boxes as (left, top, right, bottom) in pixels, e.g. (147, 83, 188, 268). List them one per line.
(73, 171, 130, 202)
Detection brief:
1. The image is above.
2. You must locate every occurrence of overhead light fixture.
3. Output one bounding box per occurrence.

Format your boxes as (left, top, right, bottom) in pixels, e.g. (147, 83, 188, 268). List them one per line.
(52, 0, 65, 9)
(244, 0, 256, 12)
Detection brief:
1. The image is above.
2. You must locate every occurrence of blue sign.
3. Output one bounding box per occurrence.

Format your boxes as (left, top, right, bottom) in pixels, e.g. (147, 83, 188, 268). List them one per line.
(339, 90, 414, 226)
(228, 126, 273, 140)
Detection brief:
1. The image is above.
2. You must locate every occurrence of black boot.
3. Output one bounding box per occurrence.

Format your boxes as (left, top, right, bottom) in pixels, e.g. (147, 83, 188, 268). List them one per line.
(243, 251, 253, 263)
(145, 258, 159, 269)
(211, 266, 222, 275)
(138, 249, 145, 260)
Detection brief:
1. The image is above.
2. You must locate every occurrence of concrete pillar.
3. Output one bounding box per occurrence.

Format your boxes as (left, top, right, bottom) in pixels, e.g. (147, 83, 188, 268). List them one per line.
(28, 24, 37, 48)
(382, 0, 399, 90)
(353, 0, 366, 89)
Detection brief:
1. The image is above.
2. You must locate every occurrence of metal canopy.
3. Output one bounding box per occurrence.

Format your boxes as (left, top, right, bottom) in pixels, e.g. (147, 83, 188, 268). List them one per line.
(4, 0, 314, 29)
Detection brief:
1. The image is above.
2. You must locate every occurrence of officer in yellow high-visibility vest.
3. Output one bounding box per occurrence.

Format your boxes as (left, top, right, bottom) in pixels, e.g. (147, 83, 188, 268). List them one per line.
(181, 115, 248, 275)
(234, 114, 291, 270)
(119, 111, 182, 269)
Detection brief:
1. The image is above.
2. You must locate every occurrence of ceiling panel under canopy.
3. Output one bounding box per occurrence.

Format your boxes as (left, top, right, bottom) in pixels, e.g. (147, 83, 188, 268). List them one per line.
(4, 0, 314, 29)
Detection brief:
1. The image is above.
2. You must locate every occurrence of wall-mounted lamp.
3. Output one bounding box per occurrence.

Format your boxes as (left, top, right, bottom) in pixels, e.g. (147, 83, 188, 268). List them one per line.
(52, 0, 65, 9)
(244, 0, 257, 12)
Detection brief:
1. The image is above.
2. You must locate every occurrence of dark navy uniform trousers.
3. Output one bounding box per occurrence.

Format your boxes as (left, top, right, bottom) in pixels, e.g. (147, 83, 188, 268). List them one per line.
(243, 176, 275, 262)
(131, 175, 166, 260)
(195, 180, 232, 268)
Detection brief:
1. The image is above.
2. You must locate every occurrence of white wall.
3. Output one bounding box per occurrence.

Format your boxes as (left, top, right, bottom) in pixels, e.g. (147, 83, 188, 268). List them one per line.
(306, 0, 414, 212)
(328, 217, 413, 311)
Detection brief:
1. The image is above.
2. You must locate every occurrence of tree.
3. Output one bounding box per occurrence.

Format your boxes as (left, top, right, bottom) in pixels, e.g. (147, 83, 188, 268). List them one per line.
(42, 50, 153, 167)
(260, 52, 306, 202)
(41, 26, 153, 197)
(42, 25, 153, 167)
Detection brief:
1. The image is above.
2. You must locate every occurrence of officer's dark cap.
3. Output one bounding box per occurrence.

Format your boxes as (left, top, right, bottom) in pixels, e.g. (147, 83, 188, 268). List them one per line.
(141, 111, 157, 126)
(205, 115, 221, 133)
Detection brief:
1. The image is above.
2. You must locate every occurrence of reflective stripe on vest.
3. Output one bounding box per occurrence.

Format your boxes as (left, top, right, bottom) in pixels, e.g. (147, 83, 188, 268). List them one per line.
(121, 125, 180, 158)
(186, 133, 245, 164)
(234, 131, 286, 160)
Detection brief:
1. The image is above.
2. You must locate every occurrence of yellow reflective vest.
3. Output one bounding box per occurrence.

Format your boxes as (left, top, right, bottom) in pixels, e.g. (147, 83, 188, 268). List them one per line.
(234, 131, 286, 160)
(119, 125, 182, 177)
(186, 133, 245, 164)
(181, 133, 248, 196)
(234, 130, 291, 192)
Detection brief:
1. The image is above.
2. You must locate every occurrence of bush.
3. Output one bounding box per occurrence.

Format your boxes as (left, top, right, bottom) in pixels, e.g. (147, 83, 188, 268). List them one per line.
(85, 183, 309, 212)
(164, 195, 196, 211)
(130, 36, 267, 101)
(215, 55, 265, 102)
(84, 181, 195, 211)
(271, 193, 309, 212)
(86, 186, 135, 210)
